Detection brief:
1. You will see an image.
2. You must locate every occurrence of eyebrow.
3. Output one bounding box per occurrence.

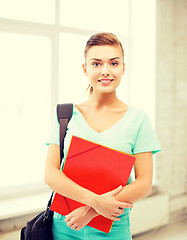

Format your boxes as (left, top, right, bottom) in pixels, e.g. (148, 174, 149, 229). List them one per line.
(91, 57, 120, 61)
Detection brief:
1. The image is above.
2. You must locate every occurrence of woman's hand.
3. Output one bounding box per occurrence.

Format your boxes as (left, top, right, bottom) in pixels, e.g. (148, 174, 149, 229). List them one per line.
(91, 185, 133, 221)
(65, 206, 98, 231)
(65, 186, 133, 230)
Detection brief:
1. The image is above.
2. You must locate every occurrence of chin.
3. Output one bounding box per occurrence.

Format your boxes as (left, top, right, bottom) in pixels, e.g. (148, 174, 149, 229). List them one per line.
(96, 88, 117, 94)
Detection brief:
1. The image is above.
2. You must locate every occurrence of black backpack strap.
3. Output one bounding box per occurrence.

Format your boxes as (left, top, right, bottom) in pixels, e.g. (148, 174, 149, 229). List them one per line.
(46, 103, 73, 212)
(57, 103, 73, 162)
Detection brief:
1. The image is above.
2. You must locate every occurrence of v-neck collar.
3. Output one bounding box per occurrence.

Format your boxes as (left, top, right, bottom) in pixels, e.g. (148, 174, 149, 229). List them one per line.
(73, 104, 131, 135)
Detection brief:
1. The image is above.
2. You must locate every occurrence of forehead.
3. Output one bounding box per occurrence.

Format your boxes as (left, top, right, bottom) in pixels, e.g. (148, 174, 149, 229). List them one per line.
(86, 45, 123, 61)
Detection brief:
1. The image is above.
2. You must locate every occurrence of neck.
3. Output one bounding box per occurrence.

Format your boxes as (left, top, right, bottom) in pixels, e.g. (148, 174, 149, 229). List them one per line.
(87, 90, 121, 109)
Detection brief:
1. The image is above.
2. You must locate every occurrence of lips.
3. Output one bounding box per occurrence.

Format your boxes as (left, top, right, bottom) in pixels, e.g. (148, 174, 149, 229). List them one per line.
(98, 79, 114, 86)
(98, 79, 114, 82)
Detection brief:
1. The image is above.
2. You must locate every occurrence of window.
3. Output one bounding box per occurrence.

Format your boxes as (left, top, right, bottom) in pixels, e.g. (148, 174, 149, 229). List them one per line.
(60, 0, 129, 35)
(0, 0, 156, 193)
(0, 0, 55, 24)
(0, 32, 51, 188)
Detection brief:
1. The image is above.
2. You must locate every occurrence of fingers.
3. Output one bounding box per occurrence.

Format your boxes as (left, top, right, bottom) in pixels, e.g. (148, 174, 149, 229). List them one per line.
(64, 215, 71, 223)
(65, 219, 84, 231)
(116, 207, 124, 215)
(65, 216, 78, 230)
(119, 202, 133, 209)
(112, 203, 132, 218)
(113, 201, 132, 216)
(65, 214, 84, 231)
(111, 216, 121, 221)
(110, 207, 124, 218)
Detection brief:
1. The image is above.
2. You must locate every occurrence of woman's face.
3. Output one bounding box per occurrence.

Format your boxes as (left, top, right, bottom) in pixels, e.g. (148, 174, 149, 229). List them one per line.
(83, 45, 125, 94)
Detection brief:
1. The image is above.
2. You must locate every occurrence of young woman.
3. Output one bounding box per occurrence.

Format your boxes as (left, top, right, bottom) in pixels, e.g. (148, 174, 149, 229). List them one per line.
(45, 32, 161, 240)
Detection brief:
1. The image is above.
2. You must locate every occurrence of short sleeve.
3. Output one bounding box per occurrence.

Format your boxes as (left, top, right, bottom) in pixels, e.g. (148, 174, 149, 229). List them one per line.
(46, 109, 60, 146)
(132, 113, 161, 155)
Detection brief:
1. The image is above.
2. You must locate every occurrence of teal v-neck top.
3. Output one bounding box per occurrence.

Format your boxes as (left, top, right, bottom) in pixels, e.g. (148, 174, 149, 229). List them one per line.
(46, 104, 161, 185)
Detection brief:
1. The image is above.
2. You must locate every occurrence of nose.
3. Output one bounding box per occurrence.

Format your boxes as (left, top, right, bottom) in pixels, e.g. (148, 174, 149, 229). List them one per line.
(101, 63, 110, 76)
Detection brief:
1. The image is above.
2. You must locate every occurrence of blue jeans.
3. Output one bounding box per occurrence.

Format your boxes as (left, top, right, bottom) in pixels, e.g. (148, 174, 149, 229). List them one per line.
(52, 209, 132, 240)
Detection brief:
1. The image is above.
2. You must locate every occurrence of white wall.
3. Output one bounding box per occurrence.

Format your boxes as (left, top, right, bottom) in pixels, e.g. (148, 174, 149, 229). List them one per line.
(156, 0, 187, 223)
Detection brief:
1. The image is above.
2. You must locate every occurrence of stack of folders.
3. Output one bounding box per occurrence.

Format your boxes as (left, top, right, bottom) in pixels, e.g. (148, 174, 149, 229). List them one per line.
(50, 135, 136, 233)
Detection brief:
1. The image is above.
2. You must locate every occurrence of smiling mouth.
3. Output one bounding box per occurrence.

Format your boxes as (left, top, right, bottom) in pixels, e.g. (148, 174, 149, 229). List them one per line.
(98, 79, 114, 86)
(98, 79, 114, 82)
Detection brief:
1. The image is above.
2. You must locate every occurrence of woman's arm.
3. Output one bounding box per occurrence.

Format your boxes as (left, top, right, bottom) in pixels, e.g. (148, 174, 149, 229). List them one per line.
(44, 144, 132, 220)
(115, 152, 153, 203)
(64, 187, 130, 231)
(64, 152, 153, 230)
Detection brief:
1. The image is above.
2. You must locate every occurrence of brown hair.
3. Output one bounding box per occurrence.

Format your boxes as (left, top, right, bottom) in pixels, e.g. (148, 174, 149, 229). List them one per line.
(84, 32, 124, 95)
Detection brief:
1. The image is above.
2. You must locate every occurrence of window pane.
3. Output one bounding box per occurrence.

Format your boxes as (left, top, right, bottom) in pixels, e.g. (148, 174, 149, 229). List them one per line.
(0, 33, 51, 188)
(129, 0, 156, 124)
(59, 33, 90, 103)
(0, 0, 55, 24)
(60, 0, 129, 36)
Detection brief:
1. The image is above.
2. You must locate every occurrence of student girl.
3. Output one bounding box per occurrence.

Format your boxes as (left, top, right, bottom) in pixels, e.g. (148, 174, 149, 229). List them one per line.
(45, 32, 161, 240)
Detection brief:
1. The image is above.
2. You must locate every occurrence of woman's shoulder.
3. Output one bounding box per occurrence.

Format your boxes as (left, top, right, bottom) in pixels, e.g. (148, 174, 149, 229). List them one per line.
(127, 106, 153, 128)
(128, 105, 147, 117)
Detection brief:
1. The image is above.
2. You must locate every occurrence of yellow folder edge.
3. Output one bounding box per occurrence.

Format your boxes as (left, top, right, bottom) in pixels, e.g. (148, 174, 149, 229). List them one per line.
(62, 135, 136, 171)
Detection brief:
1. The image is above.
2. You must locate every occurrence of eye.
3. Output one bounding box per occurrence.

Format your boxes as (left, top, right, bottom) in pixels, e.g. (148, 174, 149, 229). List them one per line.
(111, 62, 118, 66)
(93, 62, 101, 67)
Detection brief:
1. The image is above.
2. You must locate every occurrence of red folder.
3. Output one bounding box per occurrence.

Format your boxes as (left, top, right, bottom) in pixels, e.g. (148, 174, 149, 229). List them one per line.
(50, 136, 136, 233)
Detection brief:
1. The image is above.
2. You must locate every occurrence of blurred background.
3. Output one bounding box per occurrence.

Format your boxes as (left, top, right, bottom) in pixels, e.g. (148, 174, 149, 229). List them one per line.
(0, 0, 186, 239)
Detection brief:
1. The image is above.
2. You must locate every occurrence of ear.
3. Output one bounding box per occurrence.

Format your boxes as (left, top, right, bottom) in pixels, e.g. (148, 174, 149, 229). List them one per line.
(122, 63, 125, 75)
(82, 64, 88, 76)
